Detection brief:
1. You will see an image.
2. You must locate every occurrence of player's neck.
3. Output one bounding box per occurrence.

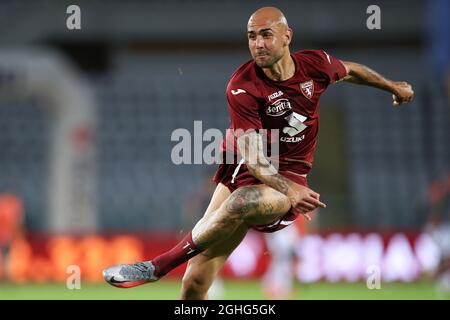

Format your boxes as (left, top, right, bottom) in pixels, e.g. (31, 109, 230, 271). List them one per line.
(262, 52, 295, 82)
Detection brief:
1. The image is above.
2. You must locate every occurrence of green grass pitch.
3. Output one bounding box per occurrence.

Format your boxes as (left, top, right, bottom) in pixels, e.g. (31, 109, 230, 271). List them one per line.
(0, 279, 448, 300)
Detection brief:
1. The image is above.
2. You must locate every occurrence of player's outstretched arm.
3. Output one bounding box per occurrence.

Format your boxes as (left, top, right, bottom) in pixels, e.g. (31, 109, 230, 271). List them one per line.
(341, 61, 414, 106)
(236, 130, 326, 219)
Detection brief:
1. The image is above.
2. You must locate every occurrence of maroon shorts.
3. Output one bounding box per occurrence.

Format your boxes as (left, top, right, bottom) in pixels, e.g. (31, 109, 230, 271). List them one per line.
(213, 162, 309, 233)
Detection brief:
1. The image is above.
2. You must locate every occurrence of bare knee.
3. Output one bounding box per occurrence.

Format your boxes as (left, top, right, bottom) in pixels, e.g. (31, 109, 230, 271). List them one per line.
(180, 269, 212, 300)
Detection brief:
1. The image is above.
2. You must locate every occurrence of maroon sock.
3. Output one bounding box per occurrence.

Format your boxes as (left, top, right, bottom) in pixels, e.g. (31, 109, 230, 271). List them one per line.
(151, 232, 203, 278)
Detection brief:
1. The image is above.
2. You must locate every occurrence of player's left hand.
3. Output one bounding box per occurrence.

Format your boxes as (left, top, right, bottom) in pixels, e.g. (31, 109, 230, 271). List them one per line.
(391, 81, 414, 106)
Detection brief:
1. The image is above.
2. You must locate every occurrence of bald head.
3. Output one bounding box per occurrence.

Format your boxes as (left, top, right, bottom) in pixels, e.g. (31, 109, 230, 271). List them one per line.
(248, 7, 289, 31)
(247, 7, 292, 68)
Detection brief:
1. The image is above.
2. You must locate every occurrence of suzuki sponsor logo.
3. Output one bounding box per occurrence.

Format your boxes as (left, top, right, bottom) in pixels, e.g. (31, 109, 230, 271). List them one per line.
(280, 135, 305, 143)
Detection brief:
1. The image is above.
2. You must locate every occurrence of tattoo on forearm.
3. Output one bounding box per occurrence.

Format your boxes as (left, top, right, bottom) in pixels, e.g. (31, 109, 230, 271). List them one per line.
(359, 66, 385, 84)
(344, 62, 392, 92)
(247, 164, 291, 195)
(237, 131, 293, 196)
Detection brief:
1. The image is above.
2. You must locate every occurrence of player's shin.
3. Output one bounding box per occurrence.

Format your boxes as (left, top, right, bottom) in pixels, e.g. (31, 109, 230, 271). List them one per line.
(151, 231, 203, 278)
(103, 208, 243, 287)
(152, 208, 241, 278)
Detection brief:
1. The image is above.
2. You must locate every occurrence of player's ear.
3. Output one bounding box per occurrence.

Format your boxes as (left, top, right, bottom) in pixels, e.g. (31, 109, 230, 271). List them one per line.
(284, 28, 293, 46)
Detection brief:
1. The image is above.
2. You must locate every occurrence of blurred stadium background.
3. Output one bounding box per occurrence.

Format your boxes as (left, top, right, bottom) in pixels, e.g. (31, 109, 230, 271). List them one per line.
(0, 0, 449, 299)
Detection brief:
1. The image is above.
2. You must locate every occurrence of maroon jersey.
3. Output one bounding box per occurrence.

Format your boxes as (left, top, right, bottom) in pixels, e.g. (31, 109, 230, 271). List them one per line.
(222, 50, 346, 175)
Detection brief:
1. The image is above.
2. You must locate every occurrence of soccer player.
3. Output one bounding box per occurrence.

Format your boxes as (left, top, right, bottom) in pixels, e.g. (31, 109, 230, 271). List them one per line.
(103, 7, 414, 299)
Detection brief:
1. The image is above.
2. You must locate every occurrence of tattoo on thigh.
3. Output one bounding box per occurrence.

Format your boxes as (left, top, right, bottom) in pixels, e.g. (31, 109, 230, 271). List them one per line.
(226, 187, 262, 215)
(276, 197, 288, 212)
(262, 202, 275, 215)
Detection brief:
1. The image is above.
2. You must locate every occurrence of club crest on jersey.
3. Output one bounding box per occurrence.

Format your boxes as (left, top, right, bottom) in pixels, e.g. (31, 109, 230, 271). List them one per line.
(300, 80, 314, 100)
(266, 98, 292, 116)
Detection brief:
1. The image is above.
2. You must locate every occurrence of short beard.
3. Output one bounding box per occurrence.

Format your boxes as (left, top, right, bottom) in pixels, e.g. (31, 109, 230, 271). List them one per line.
(254, 51, 283, 68)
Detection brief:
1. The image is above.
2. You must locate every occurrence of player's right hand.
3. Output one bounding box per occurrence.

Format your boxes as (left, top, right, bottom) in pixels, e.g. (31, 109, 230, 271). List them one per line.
(287, 184, 326, 220)
(391, 81, 414, 106)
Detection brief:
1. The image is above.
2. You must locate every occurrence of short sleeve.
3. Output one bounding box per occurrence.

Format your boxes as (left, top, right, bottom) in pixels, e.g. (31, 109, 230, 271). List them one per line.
(303, 50, 347, 85)
(226, 87, 262, 135)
